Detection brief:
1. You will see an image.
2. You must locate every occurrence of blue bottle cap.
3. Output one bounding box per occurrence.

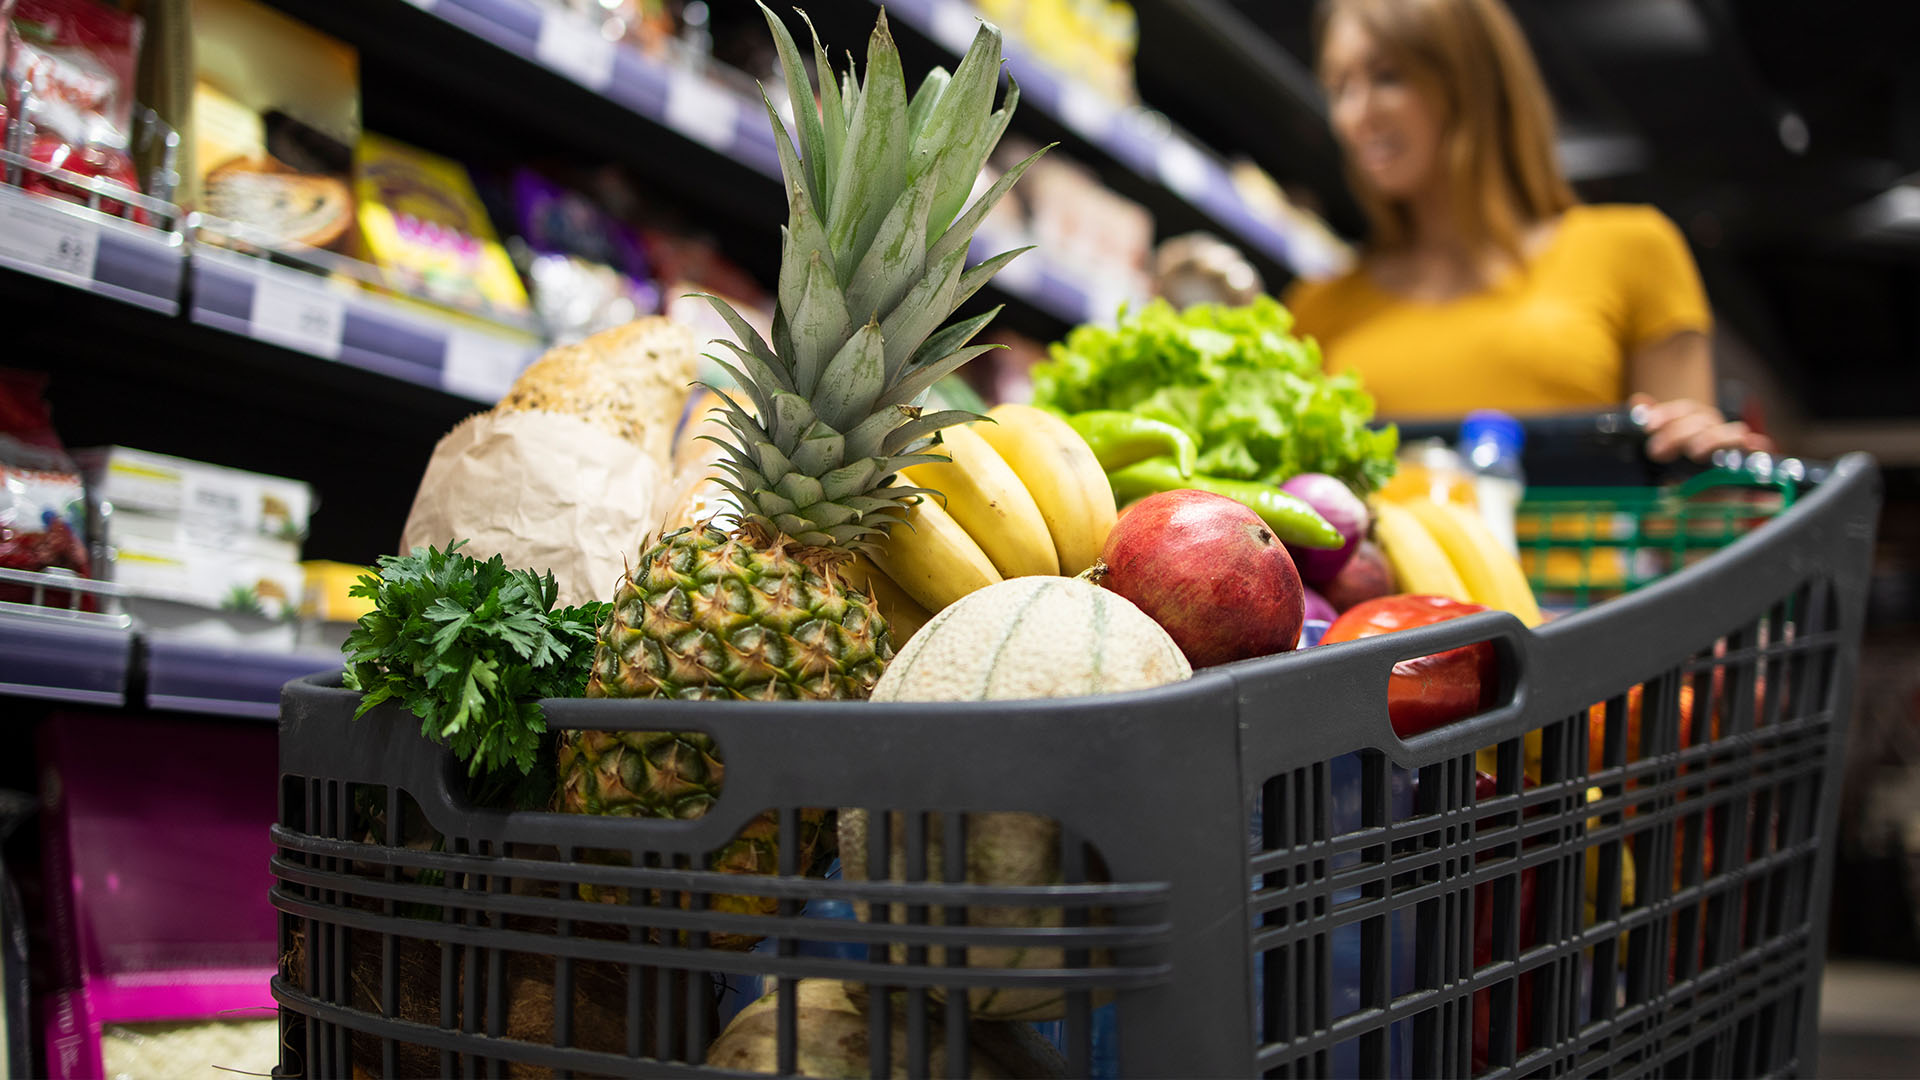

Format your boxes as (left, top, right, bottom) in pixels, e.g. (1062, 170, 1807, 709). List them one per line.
(1460, 410, 1524, 455)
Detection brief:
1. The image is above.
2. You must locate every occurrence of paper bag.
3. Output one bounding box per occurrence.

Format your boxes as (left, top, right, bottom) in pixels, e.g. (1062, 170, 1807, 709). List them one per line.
(400, 410, 667, 608)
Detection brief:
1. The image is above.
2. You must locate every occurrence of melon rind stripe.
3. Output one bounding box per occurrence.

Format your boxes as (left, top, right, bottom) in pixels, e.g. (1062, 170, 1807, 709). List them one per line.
(1088, 585, 1108, 688)
(979, 577, 1049, 700)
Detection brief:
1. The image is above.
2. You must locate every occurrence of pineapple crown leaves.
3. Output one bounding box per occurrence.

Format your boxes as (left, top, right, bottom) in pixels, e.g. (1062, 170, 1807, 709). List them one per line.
(687, 4, 1049, 553)
(342, 540, 611, 777)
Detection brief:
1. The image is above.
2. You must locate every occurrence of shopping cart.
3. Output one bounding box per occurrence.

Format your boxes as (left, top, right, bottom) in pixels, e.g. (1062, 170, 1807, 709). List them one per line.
(271, 449, 1880, 1078)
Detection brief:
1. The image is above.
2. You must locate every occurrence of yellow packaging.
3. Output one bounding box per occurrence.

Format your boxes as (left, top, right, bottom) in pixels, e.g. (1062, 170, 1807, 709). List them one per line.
(353, 132, 531, 322)
(141, 0, 361, 216)
(300, 561, 374, 622)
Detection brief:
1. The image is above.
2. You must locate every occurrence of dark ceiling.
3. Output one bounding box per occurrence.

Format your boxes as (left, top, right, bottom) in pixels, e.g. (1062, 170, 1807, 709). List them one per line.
(1130, 0, 1920, 425)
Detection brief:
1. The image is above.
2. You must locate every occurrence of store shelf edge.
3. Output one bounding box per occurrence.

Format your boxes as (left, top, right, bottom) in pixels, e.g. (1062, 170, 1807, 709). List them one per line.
(0, 616, 133, 708)
(0, 185, 185, 316)
(145, 638, 339, 721)
(187, 245, 538, 405)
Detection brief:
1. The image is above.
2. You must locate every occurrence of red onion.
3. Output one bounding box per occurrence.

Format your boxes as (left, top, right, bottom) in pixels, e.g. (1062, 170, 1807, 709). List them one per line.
(1303, 586, 1338, 626)
(1279, 473, 1369, 586)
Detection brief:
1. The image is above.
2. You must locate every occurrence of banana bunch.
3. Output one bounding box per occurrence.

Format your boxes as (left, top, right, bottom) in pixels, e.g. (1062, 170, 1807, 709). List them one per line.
(866, 404, 1117, 630)
(660, 398, 1115, 645)
(1371, 495, 1543, 626)
(1373, 488, 1548, 782)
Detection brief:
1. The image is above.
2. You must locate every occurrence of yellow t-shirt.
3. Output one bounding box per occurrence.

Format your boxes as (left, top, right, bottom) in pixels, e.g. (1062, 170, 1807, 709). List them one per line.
(1284, 204, 1711, 419)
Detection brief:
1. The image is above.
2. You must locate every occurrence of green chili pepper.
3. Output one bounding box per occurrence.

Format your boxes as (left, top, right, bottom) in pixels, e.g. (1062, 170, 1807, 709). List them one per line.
(1066, 410, 1198, 477)
(1108, 457, 1343, 549)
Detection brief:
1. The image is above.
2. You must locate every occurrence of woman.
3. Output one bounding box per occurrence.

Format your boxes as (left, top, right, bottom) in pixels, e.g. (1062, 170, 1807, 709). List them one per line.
(1286, 0, 1771, 462)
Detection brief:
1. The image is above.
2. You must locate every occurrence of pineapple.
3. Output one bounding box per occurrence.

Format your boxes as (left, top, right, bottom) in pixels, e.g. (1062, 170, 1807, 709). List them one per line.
(559, 5, 1043, 945)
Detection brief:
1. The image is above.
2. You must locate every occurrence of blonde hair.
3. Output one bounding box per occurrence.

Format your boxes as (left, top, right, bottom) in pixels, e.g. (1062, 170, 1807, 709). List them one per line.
(1314, 0, 1577, 256)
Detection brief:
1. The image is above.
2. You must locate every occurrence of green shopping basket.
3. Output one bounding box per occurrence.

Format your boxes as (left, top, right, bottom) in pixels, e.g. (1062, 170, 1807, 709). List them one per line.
(1519, 464, 1802, 610)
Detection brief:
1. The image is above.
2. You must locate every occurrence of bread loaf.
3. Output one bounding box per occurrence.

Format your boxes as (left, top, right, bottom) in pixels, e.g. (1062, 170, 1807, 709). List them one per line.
(494, 316, 698, 469)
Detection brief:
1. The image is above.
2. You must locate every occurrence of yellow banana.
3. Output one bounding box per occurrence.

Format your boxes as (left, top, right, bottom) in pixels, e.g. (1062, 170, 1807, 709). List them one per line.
(1583, 786, 1638, 956)
(1370, 499, 1470, 602)
(1398, 498, 1543, 626)
(977, 404, 1116, 575)
(843, 554, 936, 645)
(901, 423, 1059, 579)
(868, 495, 1003, 613)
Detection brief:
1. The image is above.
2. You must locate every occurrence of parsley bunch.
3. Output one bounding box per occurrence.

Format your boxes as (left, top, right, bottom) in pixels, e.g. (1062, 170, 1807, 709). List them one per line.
(342, 541, 611, 777)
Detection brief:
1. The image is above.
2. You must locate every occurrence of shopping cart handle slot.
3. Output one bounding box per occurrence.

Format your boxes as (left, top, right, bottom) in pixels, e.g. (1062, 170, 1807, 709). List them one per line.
(1231, 609, 1536, 769)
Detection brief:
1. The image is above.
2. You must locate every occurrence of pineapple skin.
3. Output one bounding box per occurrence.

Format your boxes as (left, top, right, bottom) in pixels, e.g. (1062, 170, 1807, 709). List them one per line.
(585, 527, 891, 701)
(559, 527, 880, 947)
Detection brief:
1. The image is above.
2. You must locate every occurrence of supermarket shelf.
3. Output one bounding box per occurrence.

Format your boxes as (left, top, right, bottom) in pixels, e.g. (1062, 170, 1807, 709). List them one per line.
(0, 186, 540, 408)
(0, 573, 136, 708)
(0, 615, 134, 708)
(429, 0, 780, 178)
(0, 571, 340, 717)
(285, 0, 1100, 330)
(145, 637, 338, 720)
(0, 184, 186, 316)
(188, 244, 541, 405)
(871, 0, 1344, 279)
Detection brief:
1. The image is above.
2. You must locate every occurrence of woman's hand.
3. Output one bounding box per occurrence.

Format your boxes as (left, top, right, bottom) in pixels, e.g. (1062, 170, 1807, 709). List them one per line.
(1627, 393, 1774, 463)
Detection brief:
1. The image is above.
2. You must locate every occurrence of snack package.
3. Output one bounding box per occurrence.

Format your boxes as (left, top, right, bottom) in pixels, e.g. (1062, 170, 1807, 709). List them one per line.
(354, 132, 531, 321)
(141, 0, 359, 248)
(510, 169, 659, 344)
(3, 0, 148, 222)
(0, 368, 91, 599)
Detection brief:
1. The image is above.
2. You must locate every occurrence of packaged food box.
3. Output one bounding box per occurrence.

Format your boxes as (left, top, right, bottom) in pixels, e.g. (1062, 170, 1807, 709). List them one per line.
(106, 536, 303, 621)
(37, 712, 280, 1080)
(76, 445, 313, 554)
(354, 131, 532, 322)
(293, 559, 369, 653)
(299, 559, 371, 622)
(142, 0, 360, 248)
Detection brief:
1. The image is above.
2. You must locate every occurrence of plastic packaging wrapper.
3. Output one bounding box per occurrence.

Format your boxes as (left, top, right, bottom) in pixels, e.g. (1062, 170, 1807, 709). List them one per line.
(0, 369, 89, 595)
(511, 169, 659, 344)
(3, 0, 147, 223)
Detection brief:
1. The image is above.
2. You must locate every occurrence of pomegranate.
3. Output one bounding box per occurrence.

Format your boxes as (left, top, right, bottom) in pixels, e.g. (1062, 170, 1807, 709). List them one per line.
(1092, 489, 1303, 667)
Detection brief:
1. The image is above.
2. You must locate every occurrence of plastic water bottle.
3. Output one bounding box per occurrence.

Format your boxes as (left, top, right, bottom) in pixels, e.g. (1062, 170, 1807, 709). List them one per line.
(1458, 411, 1525, 555)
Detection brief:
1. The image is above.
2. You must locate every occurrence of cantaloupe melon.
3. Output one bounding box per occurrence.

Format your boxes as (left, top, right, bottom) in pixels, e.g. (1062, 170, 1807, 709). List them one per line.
(842, 577, 1191, 1021)
(872, 575, 1190, 702)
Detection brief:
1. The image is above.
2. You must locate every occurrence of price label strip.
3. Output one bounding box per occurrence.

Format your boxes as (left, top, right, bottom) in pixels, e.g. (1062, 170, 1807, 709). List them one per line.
(928, 1, 980, 53)
(443, 329, 533, 402)
(1056, 82, 1119, 142)
(663, 69, 741, 154)
(1157, 135, 1213, 202)
(536, 12, 617, 92)
(0, 195, 101, 289)
(249, 272, 346, 360)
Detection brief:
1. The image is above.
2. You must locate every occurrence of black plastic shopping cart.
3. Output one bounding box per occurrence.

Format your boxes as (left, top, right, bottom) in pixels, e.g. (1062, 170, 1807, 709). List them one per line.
(272, 445, 1880, 1078)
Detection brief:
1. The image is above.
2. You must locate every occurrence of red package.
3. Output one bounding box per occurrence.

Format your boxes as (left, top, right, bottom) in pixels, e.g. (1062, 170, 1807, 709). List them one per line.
(0, 368, 91, 601)
(4, 0, 147, 224)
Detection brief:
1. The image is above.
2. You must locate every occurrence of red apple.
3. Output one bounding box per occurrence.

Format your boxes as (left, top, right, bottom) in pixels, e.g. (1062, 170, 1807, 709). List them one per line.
(1094, 489, 1304, 667)
(1320, 538, 1394, 612)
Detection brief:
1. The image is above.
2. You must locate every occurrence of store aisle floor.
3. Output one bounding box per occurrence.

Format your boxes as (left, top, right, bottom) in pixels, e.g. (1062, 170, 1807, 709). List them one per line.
(1820, 960, 1920, 1078)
